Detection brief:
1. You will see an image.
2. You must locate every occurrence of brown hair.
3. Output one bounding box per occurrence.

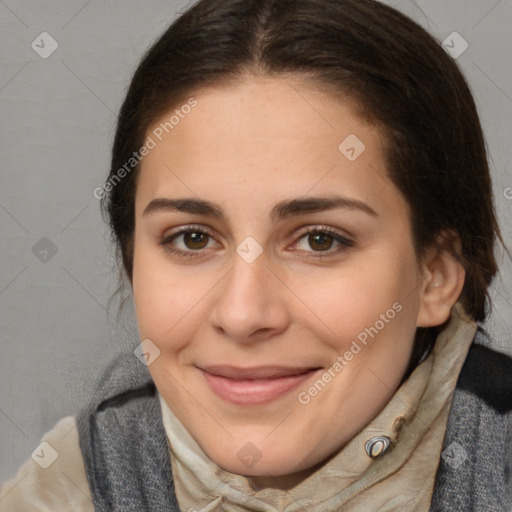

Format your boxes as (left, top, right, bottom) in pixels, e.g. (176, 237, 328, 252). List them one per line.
(101, 0, 509, 372)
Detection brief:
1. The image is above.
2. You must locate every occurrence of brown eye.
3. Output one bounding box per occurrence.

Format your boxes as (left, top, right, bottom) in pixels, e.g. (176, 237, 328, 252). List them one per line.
(294, 227, 354, 259)
(182, 231, 209, 250)
(307, 232, 335, 251)
(159, 226, 217, 258)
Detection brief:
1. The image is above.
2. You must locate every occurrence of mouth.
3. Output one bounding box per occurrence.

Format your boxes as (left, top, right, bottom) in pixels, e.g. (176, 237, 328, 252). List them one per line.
(197, 365, 322, 405)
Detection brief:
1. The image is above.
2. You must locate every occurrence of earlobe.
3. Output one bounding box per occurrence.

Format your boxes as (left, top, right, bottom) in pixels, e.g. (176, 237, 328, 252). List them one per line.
(416, 233, 466, 328)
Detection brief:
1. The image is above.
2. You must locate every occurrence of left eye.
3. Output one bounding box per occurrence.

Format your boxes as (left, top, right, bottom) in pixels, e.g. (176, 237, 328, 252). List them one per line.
(292, 228, 354, 257)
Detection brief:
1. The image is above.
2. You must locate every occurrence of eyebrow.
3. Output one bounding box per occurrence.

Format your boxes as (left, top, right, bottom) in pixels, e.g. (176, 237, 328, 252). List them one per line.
(143, 195, 378, 222)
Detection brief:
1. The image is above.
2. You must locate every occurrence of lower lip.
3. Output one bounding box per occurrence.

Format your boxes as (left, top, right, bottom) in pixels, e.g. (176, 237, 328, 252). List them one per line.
(200, 369, 320, 405)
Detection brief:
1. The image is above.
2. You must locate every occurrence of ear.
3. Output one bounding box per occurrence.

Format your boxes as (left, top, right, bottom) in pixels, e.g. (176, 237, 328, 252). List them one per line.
(416, 231, 466, 328)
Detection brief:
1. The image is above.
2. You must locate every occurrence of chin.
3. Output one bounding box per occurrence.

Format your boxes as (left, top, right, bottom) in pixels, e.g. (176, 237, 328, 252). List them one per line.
(215, 456, 304, 478)
(203, 439, 317, 477)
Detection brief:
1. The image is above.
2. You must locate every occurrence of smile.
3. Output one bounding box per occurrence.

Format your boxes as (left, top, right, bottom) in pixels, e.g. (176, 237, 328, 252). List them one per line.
(197, 365, 322, 405)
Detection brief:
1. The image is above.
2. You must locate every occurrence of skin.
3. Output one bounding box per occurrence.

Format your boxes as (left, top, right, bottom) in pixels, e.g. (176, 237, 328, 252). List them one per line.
(131, 74, 465, 482)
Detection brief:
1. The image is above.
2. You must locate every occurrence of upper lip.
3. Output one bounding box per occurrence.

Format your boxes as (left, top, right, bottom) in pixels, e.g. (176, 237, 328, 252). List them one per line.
(198, 365, 320, 380)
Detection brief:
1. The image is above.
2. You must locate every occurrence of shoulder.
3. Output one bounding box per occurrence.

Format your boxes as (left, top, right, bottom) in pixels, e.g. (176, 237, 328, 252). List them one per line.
(0, 415, 94, 512)
(431, 326, 512, 511)
(457, 326, 512, 413)
(75, 352, 179, 510)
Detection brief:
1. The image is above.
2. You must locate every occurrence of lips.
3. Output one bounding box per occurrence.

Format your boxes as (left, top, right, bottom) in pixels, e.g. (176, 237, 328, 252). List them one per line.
(200, 365, 317, 380)
(197, 365, 321, 405)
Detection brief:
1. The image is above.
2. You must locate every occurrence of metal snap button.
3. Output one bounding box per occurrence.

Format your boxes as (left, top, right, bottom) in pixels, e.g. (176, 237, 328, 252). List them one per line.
(365, 436, 391, 458)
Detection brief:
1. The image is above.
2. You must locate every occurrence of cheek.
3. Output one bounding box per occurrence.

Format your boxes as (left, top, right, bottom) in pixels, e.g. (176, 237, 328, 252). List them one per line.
(132, 242, 214, 349)
(289, 249, 417, 339)
(132, 240, 181, 341)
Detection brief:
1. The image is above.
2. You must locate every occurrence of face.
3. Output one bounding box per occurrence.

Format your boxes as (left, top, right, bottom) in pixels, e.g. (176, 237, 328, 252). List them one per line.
(131, 75, 428, 478)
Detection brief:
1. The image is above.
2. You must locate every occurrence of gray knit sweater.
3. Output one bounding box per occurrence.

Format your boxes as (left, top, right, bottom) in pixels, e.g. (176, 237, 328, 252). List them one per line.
(76, 326, 512, 511)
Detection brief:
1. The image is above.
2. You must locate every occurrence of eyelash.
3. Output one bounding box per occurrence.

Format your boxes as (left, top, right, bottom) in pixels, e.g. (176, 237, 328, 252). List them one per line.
(158, 224, 354, 260)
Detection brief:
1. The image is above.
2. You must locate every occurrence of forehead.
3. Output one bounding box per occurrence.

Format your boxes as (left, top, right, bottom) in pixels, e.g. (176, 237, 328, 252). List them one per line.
(135, 76, 400, 220)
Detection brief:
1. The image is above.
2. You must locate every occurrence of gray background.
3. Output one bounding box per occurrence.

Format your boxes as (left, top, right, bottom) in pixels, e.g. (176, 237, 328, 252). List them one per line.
(0, 0, 511, 483)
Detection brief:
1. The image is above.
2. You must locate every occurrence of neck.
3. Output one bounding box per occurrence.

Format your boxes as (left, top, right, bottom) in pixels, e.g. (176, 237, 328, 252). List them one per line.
(246, 458, 328, 491)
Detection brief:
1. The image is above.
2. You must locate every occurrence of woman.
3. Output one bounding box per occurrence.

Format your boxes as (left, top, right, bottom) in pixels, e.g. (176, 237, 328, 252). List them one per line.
(1, 0, 511, 510)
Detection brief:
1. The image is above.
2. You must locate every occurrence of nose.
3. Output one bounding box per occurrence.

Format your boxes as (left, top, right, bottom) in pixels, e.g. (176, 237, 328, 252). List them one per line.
(209, 247, 289, 344)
